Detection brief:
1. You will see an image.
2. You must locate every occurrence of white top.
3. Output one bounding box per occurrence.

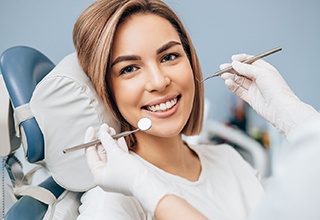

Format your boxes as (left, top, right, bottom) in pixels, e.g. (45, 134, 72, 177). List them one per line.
(78, 143, 263, 220)
(133, 143, 264, 219)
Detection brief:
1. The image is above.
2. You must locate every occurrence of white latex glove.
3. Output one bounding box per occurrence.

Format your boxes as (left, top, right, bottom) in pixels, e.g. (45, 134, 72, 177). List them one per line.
(85, 124, 178, 215)
(220, 54, 318, 136)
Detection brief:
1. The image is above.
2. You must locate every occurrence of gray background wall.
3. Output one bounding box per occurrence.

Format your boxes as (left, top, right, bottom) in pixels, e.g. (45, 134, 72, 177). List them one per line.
(1, 0, 320, 130)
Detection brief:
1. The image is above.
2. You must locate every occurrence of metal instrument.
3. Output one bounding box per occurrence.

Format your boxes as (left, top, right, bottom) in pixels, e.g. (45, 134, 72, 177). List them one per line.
(63, 117, 152, 154)
(199, 46, 282, 83)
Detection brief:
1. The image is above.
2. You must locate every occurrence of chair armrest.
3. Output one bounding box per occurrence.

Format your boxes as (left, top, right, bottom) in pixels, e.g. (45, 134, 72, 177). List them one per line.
(5, 195, 48, 220)
(5, 177, 65, 220)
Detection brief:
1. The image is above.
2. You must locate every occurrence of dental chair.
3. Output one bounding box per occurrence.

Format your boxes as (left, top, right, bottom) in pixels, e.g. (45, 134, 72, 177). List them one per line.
(0, 46, 65, 220)
(0, 46, 118, 219)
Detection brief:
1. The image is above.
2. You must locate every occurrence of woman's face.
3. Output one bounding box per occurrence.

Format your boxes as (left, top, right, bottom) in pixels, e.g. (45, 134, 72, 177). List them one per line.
(110, 13, 195, 138)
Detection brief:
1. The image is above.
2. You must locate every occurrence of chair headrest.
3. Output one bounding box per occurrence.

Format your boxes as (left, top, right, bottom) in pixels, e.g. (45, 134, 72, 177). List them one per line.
(30, 52, 118, 191)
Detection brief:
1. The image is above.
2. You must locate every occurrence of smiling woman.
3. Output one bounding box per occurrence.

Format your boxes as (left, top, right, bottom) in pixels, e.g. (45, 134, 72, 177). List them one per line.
(73, 0, 204, 149)
(73, 0, 263, 219)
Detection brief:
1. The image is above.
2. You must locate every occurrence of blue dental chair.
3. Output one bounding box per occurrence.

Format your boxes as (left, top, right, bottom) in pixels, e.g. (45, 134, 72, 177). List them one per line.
(0, 46, 65, 220)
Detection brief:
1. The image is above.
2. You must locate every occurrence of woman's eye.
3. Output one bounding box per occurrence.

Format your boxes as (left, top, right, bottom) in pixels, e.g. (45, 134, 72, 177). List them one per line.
(119, 65, 138, 75)
(161, 53, 179, 62)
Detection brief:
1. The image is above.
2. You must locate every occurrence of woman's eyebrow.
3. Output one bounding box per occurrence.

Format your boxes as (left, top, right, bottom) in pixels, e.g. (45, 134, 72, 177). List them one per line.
(111, 55, 141, 67)
(156, 41, 181, 55)
(111, 41, 181, 67)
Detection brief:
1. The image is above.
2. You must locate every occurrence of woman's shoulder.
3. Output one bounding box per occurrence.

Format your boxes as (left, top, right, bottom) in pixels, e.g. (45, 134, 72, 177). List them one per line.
(189, 143, 242, 159)
(190, 143, 261, 183)
(189, 143, 254, 171)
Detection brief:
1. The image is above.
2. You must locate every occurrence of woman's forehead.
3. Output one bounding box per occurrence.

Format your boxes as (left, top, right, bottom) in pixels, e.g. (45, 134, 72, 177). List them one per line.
(111, 13, 180, 57)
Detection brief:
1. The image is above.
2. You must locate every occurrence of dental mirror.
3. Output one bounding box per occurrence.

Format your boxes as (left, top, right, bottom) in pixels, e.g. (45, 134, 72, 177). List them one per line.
(63, 117, 152, 154)
(137, 117, 152, 131)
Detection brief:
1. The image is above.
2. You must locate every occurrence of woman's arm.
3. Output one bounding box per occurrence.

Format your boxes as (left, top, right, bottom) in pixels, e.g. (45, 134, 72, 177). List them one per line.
(155, 195, 208, 220)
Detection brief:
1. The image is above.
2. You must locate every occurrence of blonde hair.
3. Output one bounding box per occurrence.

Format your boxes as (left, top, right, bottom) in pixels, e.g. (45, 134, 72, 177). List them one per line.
(73, 0, 204, 148)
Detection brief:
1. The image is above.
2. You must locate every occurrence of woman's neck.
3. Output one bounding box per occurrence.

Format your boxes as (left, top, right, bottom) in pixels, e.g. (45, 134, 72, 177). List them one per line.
(133, 134, 201, 182)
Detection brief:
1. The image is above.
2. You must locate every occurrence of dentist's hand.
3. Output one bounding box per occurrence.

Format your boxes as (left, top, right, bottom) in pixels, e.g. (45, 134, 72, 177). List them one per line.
(85, 124, 177, 215)
(85, 124, 131, 195)
(220, 54, 318, 136)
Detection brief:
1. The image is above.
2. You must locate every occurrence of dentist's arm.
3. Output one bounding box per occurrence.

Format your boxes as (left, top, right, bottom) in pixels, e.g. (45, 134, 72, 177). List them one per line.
(249, 112, 320, 220)
(220, 54, 318, 136)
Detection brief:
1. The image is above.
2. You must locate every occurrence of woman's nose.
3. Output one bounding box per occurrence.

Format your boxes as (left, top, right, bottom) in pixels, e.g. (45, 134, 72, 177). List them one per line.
(145, 66, 171, 92)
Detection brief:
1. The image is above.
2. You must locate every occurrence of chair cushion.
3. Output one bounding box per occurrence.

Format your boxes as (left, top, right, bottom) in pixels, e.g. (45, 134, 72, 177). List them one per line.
(30, 53, 118, 191)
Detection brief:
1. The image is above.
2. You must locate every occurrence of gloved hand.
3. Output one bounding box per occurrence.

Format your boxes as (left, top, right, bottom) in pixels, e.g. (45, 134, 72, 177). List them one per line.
(220, 54, 318, 136)
(85, 124, 178, 215)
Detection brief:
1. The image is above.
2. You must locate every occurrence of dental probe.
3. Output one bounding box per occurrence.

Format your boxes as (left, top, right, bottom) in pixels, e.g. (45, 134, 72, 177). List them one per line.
(63, 117, 152, 154)
(198, 46, 282, 83)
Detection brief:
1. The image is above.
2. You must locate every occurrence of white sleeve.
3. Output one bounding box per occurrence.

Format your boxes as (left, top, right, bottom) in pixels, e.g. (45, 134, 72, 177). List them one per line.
(77, 187, 152, 220)
(249, 113, 320, 220)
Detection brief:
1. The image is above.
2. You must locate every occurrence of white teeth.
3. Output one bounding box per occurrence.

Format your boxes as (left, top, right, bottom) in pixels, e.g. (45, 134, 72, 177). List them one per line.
(165, 101, 171, 109)
(160, 103, 166, 110)
(148, 97, 177, 112)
